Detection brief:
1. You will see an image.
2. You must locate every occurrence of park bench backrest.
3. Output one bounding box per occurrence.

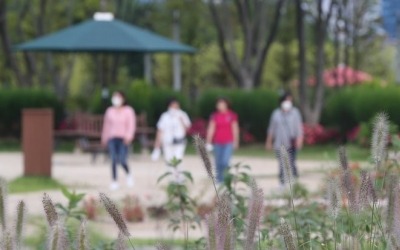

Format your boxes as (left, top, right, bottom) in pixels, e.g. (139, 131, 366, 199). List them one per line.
(75, 113, 104, 138)
(71, 112, 150, 138)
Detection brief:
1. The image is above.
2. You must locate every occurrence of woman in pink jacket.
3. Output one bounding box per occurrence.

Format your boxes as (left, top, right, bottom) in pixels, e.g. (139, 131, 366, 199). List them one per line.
(101, 91, 136, 190)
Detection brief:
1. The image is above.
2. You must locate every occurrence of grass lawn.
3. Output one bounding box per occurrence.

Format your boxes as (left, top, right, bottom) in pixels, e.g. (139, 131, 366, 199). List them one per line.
(8, 176, 64, 194)
(0, 138, 76, 152)
(186, 143, 370, 162)
(0, 138, 371, 162)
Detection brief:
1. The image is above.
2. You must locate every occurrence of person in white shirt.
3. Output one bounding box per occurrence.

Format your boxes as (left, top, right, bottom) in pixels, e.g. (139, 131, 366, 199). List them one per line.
(153, 98, 191, 181)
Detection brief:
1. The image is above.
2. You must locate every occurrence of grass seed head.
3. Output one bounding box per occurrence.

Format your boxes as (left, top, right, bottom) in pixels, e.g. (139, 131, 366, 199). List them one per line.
(156, 242, 171, 250)
(216, 193, 232, 250)
(341, 169, 359, 213)
(387, 175, 399, 233)
(99, 193, 130, 237)
(42, 193, 58, 227)
(2, 230, 13, 250)
(245, 181, 264, 250)
(280, 146, 293, 185)
(327, 177, 341, 218)
(0, 178, 7, 231)
(338, 146, 348, 170)
(77, 220, 89, 250)
(371, 113, 389, 168)
(15, 200, 26, 247)
(390, 186, 400, 246)
(205, 212, 217, 250)
(278, 218, 297, 250)
(359, 171, 377, 209)
(49, 222, 69, 250)
(115, 232, 127, 250)
(193, 135, 215, 181)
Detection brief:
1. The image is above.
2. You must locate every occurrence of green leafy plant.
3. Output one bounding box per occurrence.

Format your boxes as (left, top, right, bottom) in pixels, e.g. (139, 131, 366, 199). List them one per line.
(220, 162, 253, 234)
(55, 187, 86, 222)
(157, 158, 200, 249)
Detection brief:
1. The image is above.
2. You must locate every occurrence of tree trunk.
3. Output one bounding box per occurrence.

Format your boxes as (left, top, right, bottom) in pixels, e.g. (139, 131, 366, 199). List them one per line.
(209, 0, 285, 89)
(239, 71, 254, 91)
(0, 0, 25, 86)
(296, 0, 334, 125)
(312, 0, 326, 126)
(295, 0, 309, 118)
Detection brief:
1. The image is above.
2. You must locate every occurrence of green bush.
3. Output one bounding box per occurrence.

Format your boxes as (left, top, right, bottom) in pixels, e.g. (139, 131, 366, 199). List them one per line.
(197, 89, 279, 140)
(0, 88, 63, 137)
(89, 81, 190, 126)
(356, 115, 398, 147)
(322, 84, 400, 133)
(147, 88, 190, 125)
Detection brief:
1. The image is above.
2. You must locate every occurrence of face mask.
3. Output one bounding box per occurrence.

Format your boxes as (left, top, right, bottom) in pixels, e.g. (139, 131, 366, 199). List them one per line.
(111, 96, 123, 107)
(169, 108, 179, 116)
(281, 100, 293, 111)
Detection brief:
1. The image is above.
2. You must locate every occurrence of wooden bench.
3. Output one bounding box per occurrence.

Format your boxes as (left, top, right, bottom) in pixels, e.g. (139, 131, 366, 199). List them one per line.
(55, 112, 155, 162)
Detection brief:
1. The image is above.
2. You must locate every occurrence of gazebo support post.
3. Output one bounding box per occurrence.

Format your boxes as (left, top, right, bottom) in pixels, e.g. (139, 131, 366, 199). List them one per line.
(144, 53, 152, 84)
(396, 12, 400, 84)
(173, 10, 182, 91)
(173, 53, 181, 91)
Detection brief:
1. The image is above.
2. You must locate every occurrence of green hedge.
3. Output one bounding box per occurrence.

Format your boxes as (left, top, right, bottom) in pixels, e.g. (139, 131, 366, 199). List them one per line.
(0, 89, 63, 136)
(322, 84, 400, 132)
(90, 82, 189, 126)
(197, 89, 279, 140)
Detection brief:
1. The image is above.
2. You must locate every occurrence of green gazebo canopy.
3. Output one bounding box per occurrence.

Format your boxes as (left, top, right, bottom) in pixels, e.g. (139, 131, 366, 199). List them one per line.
(15, 14, 195, 53)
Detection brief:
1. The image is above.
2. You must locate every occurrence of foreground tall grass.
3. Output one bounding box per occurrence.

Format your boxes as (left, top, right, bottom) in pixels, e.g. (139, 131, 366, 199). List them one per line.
(0, 113, 399, 249)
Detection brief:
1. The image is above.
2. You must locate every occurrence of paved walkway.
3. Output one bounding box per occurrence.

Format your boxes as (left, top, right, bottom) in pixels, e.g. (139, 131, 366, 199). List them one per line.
(0, 152, 336, 242)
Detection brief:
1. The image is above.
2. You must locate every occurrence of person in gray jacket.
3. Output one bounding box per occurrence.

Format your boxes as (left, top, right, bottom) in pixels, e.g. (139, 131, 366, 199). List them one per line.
(266, 92, 303, 187)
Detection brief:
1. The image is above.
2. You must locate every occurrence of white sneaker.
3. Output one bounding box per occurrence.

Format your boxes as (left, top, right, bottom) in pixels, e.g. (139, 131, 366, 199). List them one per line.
(126, 174, 135, 188)
(109, 181, 119, 191)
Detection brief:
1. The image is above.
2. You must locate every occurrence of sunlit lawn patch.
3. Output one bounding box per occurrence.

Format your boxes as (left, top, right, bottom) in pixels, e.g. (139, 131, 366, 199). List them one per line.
(9, 176, 64, 193)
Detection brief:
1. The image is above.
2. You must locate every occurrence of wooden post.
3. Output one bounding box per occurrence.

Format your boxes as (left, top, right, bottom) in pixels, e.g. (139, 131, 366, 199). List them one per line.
(22, 108, 53, 177)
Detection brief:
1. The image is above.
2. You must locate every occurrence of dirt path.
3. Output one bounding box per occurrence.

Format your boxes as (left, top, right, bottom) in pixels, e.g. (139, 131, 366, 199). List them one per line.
(0, 152, 337, 241)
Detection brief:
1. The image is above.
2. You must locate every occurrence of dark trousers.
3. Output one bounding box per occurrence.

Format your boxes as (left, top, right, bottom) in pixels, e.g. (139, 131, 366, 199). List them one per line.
(108, 138, 130, 180)
(276, 147, 298, 184)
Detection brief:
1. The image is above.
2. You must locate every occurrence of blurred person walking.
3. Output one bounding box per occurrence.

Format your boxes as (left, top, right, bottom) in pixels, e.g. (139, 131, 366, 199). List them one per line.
(266, 92, 303, 188)
(153, 98, 191, 182)
(101, 91, 136, 190)
(206, 97, 239, 183)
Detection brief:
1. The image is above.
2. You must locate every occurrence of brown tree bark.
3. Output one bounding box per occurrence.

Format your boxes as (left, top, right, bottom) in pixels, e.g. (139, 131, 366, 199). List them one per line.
(296, 0, 336, 125)
(209, 0, 285, 90)
(0, 0, 25, 86)
(14, 0, 35, 85)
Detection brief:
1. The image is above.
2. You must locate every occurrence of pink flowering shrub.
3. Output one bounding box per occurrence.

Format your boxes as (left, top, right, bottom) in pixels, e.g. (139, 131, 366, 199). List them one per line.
(303, 124, 339, 145)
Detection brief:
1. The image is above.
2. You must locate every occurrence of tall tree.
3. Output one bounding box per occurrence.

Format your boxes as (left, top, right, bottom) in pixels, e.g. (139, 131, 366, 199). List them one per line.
(0, 0, 25, 86)
(296, 0, 336, 124)
(208, 0, 286, 90)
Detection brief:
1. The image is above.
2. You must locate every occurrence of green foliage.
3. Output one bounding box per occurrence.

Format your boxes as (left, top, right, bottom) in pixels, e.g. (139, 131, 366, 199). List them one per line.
(55, 187, 86, 222)
(158, 158, 200, 249)
(220, 163, 253, 235)
(356, 115, 398, 148)
(323, 84, 400, 133)
(90, 82, 190, 126)
(0, 88, 63, 136)
(197, 89, 279, 140)
(8, 176, 64, 194)
(147, 87, 190, 126)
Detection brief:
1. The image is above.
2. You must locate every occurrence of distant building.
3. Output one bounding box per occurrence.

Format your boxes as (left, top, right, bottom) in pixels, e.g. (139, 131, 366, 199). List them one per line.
(382, 0, 400, 40)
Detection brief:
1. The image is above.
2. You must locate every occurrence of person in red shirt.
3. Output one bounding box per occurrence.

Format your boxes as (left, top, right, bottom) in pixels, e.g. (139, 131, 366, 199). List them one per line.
(206, 97, 239, 183)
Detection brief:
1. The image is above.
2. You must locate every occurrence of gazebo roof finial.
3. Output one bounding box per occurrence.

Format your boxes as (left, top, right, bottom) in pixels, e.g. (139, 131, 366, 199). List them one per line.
(93, 12, 114, 21)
